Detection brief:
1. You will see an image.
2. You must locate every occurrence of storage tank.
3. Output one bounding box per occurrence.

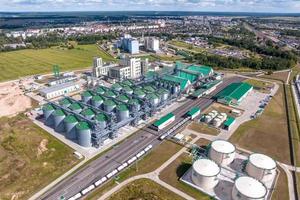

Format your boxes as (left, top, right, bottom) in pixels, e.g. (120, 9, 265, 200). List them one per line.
(204, 115, 212, 123)
(212, 118, 222, 127)
(81, 91, 93, 103)
(123, 86, 133, 95)
(91, 95, 103, 108)
(81, 108, 95, 120)
(146, 93, 159, 106)
(43, 104, 55, 126)
(191, 158, 220, 190)
(133, 89, 146, 98)
(128, 99, 141, 112)
(208, 140, 235, 165)
(103, 99, 116, 113)
(53, 109, 66, 132)
(95, 113, 108, 129)
(232, 176, 267, 200)
(59, 98, 72, 108)
(76, 122, 92, 147)
(69, 103, 83, 113)
(104, 90, 117, 98)
(171, 85, 179, 94)
(117, 95, 129, 103)
(64, 115, 78, 140)
(116, 104, 130, 122)
(246, 153, 277, 181)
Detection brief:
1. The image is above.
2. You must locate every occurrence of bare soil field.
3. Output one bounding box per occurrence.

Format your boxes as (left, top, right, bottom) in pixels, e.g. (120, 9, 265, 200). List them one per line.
(0, 81, 32, 117)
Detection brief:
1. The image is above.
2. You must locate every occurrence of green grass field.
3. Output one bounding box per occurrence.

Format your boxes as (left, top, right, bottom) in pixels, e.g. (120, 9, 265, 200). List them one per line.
(0, 45, 116, 82)
(0, 114, 79, 200)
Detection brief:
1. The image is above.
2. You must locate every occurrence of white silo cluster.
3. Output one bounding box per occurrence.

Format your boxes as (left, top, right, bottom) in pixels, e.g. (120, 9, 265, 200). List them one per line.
(232, 176, 267, 200)
(246, 153, 277, 181)
(204, 110, 218, 123)
(208, 140, 235, 165)
(204, 110, 227, 128)
(191, 158, 220, 190)
(188, 140, 276, 200)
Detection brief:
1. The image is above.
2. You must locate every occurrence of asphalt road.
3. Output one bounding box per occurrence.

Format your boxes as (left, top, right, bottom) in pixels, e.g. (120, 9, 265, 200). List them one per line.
(39, 76, 244, 200)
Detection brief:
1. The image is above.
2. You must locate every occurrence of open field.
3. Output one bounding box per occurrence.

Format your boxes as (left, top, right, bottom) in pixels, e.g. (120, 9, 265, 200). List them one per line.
(0, 114, 79, 200)
(169, 40, 205, 53)
(244, 78, 274, 93)
(187, 122, 220, 136)
(272, 167, 289, 200)
(86, 140, 182, 199)
(0, 45, 116, 82)
(159, 153, 211, 200)
(108, 178, 184, 200)
(261, 71, 290, 82)
(230, 85, 291, 165)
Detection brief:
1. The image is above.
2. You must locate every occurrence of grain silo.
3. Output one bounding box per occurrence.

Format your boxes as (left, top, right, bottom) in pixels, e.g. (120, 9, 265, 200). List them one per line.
(208, 140, 235, 165)
(91, 95, 103, 108)
(76, 122, 92, 147)
(232, 176, 267, 200)
(64, 115, 78, 140)
(81, 91, 93, 103)
(112, 83, 122, 92)
(246, 153, 277, 181)
(117, 95, 129, 103)
(81, 108, 95, 120)
(43, 104, 55, 126)
(69, 102, 83, 113)
(96, 86, 106, 95)
(133, 89, 146, 98)
(59, 98, 72, 108)
(53, 109, 66, 132)
(116, 104, 130, 122)
(104, 90, 117, 98)
(128, 99, 141, 112)
(146, 93, 159, 106)
(103, 99, 116, 113)
(191, 158, 220, 190)
(159, 89, 169, 101)
(123, 86, 133, 95)
(95, 113, 108, 129)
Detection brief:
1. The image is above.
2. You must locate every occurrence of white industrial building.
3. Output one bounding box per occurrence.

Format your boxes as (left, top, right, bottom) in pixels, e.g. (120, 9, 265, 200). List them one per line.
(39, 82, 80, 99)
(92, 57, 117, 78)
(208, 140, 235, 166)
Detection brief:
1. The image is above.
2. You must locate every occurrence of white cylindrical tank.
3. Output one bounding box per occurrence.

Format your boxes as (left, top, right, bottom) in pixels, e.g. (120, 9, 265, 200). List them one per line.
(212, 118, 222, 127)
(209, 140, 235, 165)
(191, 158, 220, 190)
(232, 176, 267, 200)
(205, 115, 212, 123)
(246, 153, 277, 181)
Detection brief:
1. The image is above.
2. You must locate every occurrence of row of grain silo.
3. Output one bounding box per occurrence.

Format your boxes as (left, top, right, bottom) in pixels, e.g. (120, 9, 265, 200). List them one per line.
(191, 140, 277, 200)
(42, 103, 96, 147)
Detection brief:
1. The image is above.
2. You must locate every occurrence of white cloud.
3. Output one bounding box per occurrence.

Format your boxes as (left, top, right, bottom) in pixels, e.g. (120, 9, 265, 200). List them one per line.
(1, 0, 300, 12)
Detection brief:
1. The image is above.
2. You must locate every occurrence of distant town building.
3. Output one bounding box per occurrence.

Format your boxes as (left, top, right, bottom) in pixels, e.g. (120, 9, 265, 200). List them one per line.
(144, 37, 160, 52)
(116, 34, 140, 54)
(39, 82, 80, 99)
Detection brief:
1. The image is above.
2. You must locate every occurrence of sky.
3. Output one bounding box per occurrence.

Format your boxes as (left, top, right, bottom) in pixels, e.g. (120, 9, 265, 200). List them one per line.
(0, 0, 300, 13)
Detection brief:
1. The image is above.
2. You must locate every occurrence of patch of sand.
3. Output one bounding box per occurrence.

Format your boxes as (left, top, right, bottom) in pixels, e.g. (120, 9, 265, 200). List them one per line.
(37, 139, 48, 157)
(0, 81, 32, 117)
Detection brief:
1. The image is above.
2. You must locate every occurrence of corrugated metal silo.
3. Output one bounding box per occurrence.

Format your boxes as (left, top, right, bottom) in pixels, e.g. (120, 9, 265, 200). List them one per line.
(64, 115, 78, 140)
(76, 122, 92, 147)
(43, 104, 55, 126)
(53, 109, 66, 132)
(116, 104, 130, 122)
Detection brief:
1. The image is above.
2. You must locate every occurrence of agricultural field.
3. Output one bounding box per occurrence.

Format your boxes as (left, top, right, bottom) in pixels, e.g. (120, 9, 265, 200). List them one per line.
(244, 79, 274, 93)
(0, 45, 116, 82)
(108, 178, 184, 200)
(0, 114, 79, 200)
(230, 85, 291, 165)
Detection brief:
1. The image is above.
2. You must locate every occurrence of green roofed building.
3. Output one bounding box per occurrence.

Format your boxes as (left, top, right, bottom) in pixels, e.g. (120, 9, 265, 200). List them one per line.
(162, 75, 191, 91)
(215, 82, 253, 106)
(224, 116, 236, 130)
(153, 113, 175, 130)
